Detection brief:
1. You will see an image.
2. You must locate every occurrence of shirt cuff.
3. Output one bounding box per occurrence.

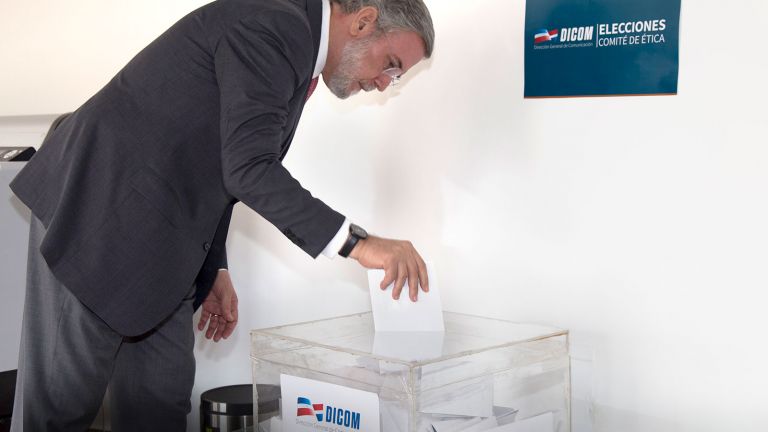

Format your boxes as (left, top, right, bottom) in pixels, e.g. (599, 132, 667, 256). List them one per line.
(321, 218, 351, 259)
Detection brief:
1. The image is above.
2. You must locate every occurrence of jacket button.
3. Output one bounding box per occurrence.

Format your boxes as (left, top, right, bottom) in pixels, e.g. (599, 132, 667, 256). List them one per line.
(203, 242, 211, 251)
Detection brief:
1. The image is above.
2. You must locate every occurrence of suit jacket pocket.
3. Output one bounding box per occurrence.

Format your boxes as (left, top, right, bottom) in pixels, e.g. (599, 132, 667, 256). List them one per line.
(63, 187, 206, 335)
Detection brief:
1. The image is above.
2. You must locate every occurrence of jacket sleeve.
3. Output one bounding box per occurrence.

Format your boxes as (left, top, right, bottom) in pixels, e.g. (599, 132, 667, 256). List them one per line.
(214, 10, 344, 258)
(208, 202, 233, 270)
(193, 202, 234, 310)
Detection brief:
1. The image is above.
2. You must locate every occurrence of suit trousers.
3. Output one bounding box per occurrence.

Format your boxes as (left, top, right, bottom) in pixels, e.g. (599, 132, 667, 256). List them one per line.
(11, 217, 197, 431)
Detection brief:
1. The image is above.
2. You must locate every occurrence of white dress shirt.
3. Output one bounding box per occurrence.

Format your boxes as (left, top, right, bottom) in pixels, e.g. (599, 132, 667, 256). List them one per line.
(315, 0, 353, 259)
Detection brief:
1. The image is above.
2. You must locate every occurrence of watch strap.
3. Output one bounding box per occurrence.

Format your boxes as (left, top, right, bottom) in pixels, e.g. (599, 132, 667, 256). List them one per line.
(339, 224, 367, 258)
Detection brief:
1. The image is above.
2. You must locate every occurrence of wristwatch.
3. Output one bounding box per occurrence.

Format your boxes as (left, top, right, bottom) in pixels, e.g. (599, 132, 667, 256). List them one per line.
(338, 224, 368, 258)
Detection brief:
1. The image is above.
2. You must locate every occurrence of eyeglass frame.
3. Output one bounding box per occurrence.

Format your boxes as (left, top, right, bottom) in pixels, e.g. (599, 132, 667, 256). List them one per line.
(382, 67, 402, 86)
(381, 33, 404, 87)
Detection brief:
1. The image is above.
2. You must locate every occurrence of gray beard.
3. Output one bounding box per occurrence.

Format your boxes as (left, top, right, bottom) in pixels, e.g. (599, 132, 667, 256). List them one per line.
(327, 36, 375, 99)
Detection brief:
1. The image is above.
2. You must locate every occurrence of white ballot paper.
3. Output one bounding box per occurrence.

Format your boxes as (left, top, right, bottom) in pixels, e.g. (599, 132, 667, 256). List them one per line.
(419, 375, 494, 418)
(373, 331, 445, 362)
(368, 262, 444, 332)
(430, 411, 547, 432)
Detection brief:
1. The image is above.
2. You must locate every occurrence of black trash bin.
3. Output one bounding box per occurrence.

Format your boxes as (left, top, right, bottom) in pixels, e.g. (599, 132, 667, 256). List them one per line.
(200, 384, 280, 432)
(0, 370, 17, 432)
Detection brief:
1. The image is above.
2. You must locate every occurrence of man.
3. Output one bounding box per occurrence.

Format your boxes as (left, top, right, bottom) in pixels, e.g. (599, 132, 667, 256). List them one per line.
(9, 0, 434, 430)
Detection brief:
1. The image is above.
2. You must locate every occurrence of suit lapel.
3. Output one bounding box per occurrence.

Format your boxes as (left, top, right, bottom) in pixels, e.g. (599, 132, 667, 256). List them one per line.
(280, 0, 324, 160)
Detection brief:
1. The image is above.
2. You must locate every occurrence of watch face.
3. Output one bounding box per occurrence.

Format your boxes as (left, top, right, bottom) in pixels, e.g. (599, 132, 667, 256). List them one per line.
(350, 224, 368, 239)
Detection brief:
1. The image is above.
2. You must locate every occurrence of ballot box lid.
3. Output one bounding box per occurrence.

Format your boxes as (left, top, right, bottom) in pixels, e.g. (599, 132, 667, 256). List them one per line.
(251, 311, 567, 367)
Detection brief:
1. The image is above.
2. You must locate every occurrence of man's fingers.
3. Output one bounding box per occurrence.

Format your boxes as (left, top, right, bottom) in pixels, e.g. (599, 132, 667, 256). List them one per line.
(229, 292, 238, 321)
(407, 262, 419, 302)
(222, 320, 237, 340)
(417, 255, 429, 292)
(206, 316, 219, 339)
(198, 311, 210, 331)
(380, 266, 396, 290)
(393, 262, 407, 300)
(217, 318, 236, 341)
(365, 239, 429, 303)
(213, 320, 223, 342)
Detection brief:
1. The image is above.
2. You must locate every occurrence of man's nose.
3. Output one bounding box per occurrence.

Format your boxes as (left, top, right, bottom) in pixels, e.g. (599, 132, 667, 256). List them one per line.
(375, 75, 392, 92)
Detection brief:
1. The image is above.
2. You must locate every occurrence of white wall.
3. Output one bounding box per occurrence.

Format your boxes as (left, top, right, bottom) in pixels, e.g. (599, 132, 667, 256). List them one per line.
(0, 0, 211, 116)
(2, 1, 767, 431)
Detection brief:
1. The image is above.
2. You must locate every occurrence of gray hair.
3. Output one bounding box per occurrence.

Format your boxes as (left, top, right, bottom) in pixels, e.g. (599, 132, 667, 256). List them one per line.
(332, 0, 435, 58)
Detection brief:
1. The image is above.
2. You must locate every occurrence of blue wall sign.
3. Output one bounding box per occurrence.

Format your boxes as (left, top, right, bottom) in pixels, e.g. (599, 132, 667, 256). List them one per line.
(524, 0, 681, 98)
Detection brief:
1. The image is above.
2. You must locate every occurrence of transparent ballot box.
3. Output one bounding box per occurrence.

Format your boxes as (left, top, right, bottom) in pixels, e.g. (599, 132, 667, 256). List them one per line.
(251, 312, 570, 432)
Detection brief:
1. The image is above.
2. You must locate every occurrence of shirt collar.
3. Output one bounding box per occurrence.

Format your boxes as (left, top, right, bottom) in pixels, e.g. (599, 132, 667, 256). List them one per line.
(312, 0, 330, 78)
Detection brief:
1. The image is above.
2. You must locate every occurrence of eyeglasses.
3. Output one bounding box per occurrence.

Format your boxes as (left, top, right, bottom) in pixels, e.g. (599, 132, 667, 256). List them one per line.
(382, 67, 403, 87)
(382, 33, 404, 87)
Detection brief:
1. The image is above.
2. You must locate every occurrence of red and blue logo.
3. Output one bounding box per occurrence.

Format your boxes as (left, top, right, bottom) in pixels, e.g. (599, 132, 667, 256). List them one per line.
(296, 397, 324, 421)
(295, 396, 362, 430)
(534, 28, 559, 44)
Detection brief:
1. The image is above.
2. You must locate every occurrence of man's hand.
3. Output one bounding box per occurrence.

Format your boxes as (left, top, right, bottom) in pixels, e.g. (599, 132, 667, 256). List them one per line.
(197, 269, 239, 342)
(349, 235, 429, 302)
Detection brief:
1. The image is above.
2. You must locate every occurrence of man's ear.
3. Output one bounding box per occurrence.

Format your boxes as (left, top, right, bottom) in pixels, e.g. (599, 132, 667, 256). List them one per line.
(349, 6, 379, 37)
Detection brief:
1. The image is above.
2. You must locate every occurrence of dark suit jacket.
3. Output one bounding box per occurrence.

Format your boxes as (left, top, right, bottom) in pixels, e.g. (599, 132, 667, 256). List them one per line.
(10, 0, 344, 336)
